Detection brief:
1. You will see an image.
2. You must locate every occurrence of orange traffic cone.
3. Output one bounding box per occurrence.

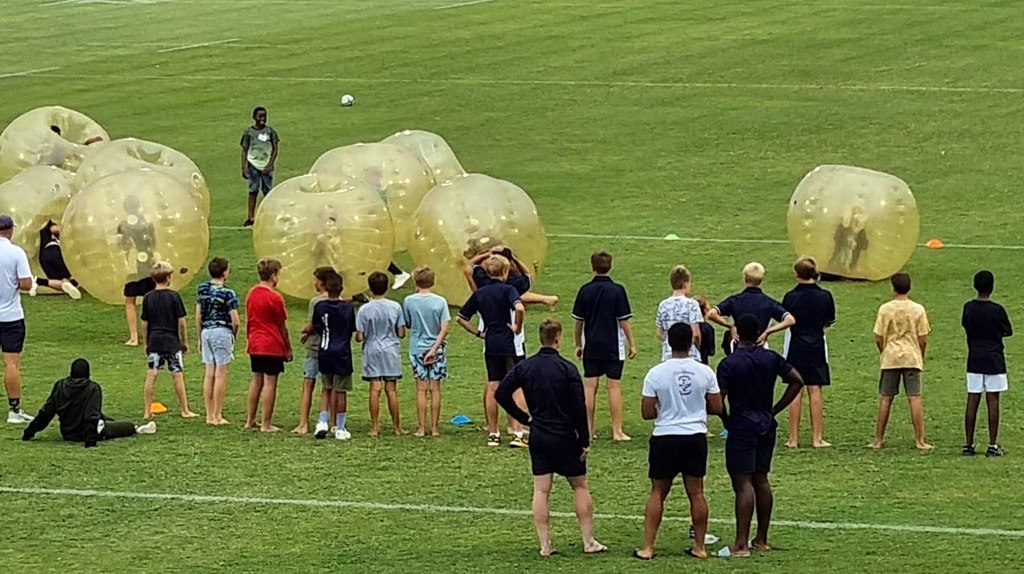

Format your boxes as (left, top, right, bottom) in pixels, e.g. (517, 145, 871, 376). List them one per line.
(925, 238, 944, 249)
(151, 401, 168, 415)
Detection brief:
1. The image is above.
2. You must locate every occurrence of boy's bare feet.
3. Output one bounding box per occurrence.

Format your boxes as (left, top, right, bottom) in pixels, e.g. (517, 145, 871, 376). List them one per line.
(751, 539, 771, 551)
(181, 411, 199, 419)
(867, 441, 884, 449)
(785, 441, 799, 449)
(260, 425, 281, 433)
(431, 429, 440, 437)
(125, 339, 138, 347)
(216, 418, 231, 426)
(612, 433, 632, 442)
(369, 430, 380, 438)
(243, 422, 256, 430)
(583, 541, 607, 554)
(394, 428, 405, 436)
(413, 430, 426, 437)
(544, 296, 559, 312)
(143, 412, 153, 420)
(813, 440, 833, 448)
(291, 426, 309, 435)
(916, 441, 935, 451)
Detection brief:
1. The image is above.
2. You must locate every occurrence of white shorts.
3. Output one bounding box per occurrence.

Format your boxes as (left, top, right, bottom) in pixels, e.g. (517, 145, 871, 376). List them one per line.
(967, 373, 1008, 394)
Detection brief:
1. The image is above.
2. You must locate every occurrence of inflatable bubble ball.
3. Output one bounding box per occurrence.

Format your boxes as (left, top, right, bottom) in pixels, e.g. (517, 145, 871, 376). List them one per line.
(381, 130, 465, 184)
(787, 165, 920, 281)
(62, 169, 209, 305)
(252, 173, 396, 301)
(0, 106, 109, 183)
(0, 166, 74, 278)
(310, 142, 434, 252)
(408, 174, 548, 304)
(72, 138, 210, 214)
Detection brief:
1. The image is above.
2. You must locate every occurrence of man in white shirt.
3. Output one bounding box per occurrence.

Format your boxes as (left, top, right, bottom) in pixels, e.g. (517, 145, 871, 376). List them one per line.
(0, 215, 35, 424)
(634, 323, 723, 561)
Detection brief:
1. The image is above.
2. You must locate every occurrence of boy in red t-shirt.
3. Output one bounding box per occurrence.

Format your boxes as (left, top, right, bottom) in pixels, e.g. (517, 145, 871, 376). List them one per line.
(245, 258, 293, 432)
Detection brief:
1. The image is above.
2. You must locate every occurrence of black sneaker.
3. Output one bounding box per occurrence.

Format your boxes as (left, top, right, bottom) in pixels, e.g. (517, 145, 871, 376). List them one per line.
(962, 445, 976, 457)
(986, 445, 1005, 457)
(243, 219, 254, 227)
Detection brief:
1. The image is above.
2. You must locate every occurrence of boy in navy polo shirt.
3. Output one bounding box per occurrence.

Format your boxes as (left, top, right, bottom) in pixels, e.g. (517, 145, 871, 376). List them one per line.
(456, 255, 525, 447)
(716, 314, 804, 558)
(571, 251, 637, 442)
(707, 262, 794, 355)
(781, 257, 836, 449)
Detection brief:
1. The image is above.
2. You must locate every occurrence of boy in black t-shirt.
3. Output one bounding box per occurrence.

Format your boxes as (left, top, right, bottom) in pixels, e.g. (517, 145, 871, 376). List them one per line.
(141, 262, 197, 420)
(962, 271, 1012, 457)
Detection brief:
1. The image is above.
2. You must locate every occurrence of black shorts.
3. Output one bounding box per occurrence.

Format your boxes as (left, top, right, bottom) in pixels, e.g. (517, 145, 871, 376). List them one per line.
(250, 355, 286, 376)
(793, 363, 831, 386)
(529, 431, 586, 478)
(582, 358, 624, 380)
(0, 320, 26, 354)
(485, 354, 516, 382)
(40, 246, 72, 280)
(124, 277, 157, 298)
(725, 429, 776, 475)
(648, 434, 708, 480)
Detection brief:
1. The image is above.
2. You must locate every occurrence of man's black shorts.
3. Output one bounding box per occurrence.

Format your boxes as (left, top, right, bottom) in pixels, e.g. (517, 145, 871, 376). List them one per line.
(0, 319, 26, 354)
(529, 431, 586, 478)
(648, 433, 708, 479)
(725, 429, 776, 475)
(485, 354, 516, 382)
(793, 363, 831, 386)
(123, 277, 157, 299)
(250, 355, 286, 376)
(583, 358, 624, 380)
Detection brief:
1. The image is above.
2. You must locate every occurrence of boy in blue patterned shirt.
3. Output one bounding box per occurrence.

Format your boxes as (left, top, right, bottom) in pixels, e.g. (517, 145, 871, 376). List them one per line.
(196, 257, 240, 426)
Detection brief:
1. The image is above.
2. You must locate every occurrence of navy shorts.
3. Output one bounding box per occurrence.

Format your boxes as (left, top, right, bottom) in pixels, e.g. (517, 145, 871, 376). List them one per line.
(793, 363, 831, 386)
(648, 434, 708, 479)
(0, 320, 26, 354)
(124, 277, 156, 299)
(725, 429, 777, 475)
(583, 358, 624, 380)
(529, 431, 586, 478)
(247, 162, 274, 194)
(485, 355, 517, 383)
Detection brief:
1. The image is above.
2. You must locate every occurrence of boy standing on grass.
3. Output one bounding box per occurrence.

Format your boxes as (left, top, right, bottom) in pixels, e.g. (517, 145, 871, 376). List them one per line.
(141, 261, 197, 420)
(962, 270, 1012, 457)
(240, 106, 279, 227)
(196, 257, 240, 426)
(456, 255, 526, 448)
(245, 258, 292, 433)
(294, 266, 336, 435)
(403, 266, 450, 437)
(571, 250, 637, 442)
(655, 265, 703, 363)
(357, 272, 407, 437)
(694, 296, 716, 366)
(314, 273, 357, 441)
(869, 273, 932, 450)
(707, 262, 795, 355)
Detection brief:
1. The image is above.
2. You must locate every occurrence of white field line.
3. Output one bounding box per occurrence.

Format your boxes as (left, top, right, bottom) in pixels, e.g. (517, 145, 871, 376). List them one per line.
(435, 0, 497, 9)
(0, 66, 62, 79)
(156, 38, 240, 53)
(207, 226, 1024, 251)
(1, 486, 1021, 538)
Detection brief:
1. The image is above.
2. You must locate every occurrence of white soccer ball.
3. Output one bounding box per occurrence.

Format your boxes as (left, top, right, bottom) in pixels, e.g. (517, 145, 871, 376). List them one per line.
(341, 94, 355, 107)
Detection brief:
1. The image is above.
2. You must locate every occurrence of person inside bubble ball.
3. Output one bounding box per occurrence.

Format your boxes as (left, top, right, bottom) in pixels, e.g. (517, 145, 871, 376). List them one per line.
(118, 195, 158, 347)
(829, 205, 868, 275)
(28, 220, 81, 300)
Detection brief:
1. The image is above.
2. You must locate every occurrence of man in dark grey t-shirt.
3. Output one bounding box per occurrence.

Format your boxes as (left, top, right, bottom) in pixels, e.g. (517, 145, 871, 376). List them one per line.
(241, 106, 280, 227)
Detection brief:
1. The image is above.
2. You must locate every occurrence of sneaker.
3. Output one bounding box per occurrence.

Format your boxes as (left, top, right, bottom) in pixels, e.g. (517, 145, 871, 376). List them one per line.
(62, 282, 82, 300)
(704, 533, 720, 545)
(243, 219, 254, 228)
(136, 421, 157, 435)
(28, 281, 38, 297)
(986, 445, 1005, 457)
(314, 420, 329, 439)
(509, 435, 527, 449)
(391, 272, 411, 290)
(487, 433, 500, 447)
(7, 410, 34, 424)
(335, 428, 351, 441)
(962, 444, 976, 457)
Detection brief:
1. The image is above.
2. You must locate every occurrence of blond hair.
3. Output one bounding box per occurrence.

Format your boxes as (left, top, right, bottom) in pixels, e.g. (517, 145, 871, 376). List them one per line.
(538, 318, 562, 346)
(669, 265, 691, 290)
(150, 261, 174, 284)
(743, 262, 765, 286)
(482, 255, 510, 279)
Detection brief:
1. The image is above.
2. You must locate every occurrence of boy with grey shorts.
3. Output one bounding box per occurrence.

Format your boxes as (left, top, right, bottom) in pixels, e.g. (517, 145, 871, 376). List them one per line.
(356, 272, 406, 437)
(296, 267, 336, 436)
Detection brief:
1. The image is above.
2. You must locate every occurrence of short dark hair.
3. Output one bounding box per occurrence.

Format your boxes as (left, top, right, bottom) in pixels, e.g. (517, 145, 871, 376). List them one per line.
(794, 256, 818, 280)
(667, 322, 693, 353)
(891, 273, 911, 295)
(252, 106, 267, 118)
(367, 271, 389, 296)
(257, 258, 282, 281)
(208, 257, 229, 279)
(538, 318, 562, 346)
(974, 270, 994, 295)
(324, 273, 343, 297)
(413, 266, 435, 288)
(591, 251, 612, 274)
(313, 266, 336, 284)
(735, 314, 760, 343)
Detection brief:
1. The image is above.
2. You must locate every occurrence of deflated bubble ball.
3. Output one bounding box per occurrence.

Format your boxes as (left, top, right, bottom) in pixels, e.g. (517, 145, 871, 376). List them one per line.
(0, 166, 74, 278)
(381, 130, 465, 184)
(310, 143, 434, 252)
(408, 174, 548, 303)
(787, 165, 919, 281)
(0, 106, 109, 183)
(62, 169, 209, 305)
(72, 138, 210, 214)
(252, 173, 395, 300)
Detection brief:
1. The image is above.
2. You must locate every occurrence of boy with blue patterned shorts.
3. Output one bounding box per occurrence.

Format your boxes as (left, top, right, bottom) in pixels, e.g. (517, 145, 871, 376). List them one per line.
(403, 267, 450, 437)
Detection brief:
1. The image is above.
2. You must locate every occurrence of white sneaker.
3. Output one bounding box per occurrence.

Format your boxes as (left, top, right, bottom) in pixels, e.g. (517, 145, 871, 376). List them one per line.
(314, 420, 329, 439)
(391, 272, 411, 290)
(28, 281, 38, 297)
(62, 282, 82, 300)
(136, 421, 157, 435)
(704, 533, 720, 545)
(334, 428, 351, 441)
(7, 410, 34, 424)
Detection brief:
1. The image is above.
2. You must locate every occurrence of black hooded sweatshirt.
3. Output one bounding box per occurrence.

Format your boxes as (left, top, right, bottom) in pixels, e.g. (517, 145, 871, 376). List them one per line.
(22, 377, 105, 446)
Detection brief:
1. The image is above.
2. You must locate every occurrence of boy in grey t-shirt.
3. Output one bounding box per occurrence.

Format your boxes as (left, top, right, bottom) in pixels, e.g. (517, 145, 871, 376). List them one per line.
(295, 266, 336, 436)
(403, 266, 450, 437)
(240, 106, 280, 227)
(356, 272, 406, 436)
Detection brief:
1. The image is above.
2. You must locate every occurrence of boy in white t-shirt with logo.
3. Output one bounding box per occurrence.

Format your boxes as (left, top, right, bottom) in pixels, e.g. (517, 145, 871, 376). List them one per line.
(635, 323, 723, 561)
(655, 265, 703, 362)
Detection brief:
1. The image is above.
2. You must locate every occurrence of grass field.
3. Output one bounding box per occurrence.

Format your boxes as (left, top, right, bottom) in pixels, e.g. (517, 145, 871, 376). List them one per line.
(3, 0, 1024, 572)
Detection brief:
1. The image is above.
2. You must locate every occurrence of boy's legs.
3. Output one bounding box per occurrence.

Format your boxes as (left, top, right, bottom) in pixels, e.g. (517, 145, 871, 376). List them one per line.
(786, 389, 804, 448)
(101, 420, 139, 440)
(532, 474, 555, 556)
(506, 389, 527, 435)
(293, 377, 315, 434)
(384, 380, 402, 435)
(245, 372, 264, 429)
(684, 475, 710, 557)
(751, 473, 773, 550)
(143, 367, 159, 419)
(808, 385, 829, 447)
(566, 475, 603, 553)
(170, 368, 195, 419)
(213, 364, 230, 424)
(202, 363, 216, 424)
(369, 379, 383, 436)
(607, 378, 630, 442)
(583, 377, 599, 439)
(414, 378, 428, 436)
(259, 374, 280, 432)
(484, 381, 500, 437)
(521, 291, 559, 311)
(637, 478, 672, 559)
(904, 370, 931, 450)
(869, 370, 898, 448)
(726, 473, 755, 557)
(429, 380, 442, 435)
(986, 392, 1001, 447)
(965, 393, 982, 447)
(124, 296, 139, 346)
(334, 389, 348, 431)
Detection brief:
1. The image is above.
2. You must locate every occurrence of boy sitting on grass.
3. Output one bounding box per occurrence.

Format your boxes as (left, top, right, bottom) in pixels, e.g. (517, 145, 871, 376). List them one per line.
(141, 261, 197, 420)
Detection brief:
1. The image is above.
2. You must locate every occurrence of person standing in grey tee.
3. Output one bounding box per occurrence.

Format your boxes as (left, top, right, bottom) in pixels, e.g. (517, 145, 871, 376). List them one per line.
(356, 272, 406, 436)
(241, 106, 280, 227)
